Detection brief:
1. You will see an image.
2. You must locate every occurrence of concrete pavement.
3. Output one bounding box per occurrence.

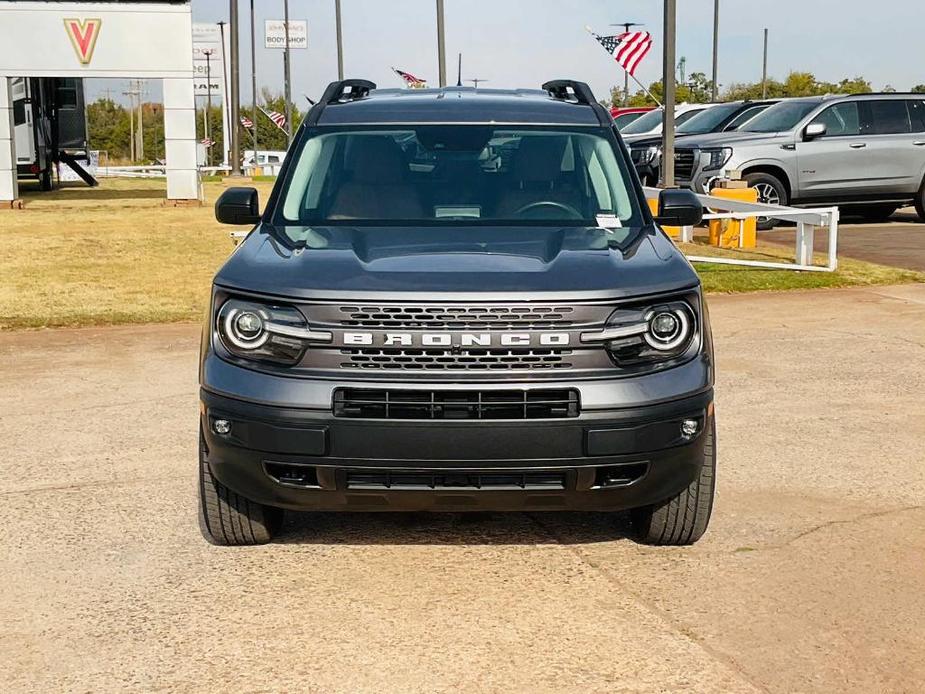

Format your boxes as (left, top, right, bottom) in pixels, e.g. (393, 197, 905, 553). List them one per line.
(1, 285, 924, 693)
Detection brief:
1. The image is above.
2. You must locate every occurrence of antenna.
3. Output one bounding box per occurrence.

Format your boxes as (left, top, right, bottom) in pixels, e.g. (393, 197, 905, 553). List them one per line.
(457, 53, 462, 87)
(466, 78, 489, 89)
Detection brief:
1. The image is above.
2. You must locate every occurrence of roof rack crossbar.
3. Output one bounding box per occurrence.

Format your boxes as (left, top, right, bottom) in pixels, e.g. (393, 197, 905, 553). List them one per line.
(319, 79, 377, 105)
(542, 80, 596, 105)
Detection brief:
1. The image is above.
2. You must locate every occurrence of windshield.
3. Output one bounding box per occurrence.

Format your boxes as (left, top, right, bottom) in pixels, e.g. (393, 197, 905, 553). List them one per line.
(676, 102, 741, 134)
(620, 109, 663, 134)
(740, 101, 820, 132)
(274, 126, 643, 232)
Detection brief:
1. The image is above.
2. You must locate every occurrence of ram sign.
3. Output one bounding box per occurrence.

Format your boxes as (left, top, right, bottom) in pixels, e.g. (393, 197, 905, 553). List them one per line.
(264, 20, 307, 49)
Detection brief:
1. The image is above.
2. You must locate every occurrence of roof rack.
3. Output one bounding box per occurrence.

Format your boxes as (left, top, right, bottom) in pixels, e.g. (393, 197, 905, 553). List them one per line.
(305, 79, 377, 126)
(542, 80, 596, 105)
(320, 79, 376, 104)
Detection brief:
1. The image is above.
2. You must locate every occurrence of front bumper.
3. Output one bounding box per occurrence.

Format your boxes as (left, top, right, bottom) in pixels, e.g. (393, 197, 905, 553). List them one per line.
(200, 386, 714, 513)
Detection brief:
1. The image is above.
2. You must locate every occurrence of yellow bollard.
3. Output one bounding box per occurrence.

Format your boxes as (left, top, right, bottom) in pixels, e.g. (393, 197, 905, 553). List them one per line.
(708, 186, 759, 249)
(647, 197, 681, 238)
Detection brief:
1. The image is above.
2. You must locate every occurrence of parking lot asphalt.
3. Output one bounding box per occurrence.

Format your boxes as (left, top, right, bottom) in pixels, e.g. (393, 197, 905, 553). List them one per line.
(1, 284, 924, 693)
(764, 209, 925, 271)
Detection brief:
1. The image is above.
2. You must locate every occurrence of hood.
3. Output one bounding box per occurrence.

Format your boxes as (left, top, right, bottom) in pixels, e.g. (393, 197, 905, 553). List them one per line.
(671, 130, 792, 149)
(214, 225, 699, 301)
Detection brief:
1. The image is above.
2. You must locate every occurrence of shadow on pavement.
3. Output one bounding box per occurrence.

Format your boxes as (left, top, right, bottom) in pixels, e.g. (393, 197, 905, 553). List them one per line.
(277, 510, 635, 546)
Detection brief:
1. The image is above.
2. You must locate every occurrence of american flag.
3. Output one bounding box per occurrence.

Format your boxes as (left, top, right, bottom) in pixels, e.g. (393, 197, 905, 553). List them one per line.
(200, 137, 214, 147)
(240, 115, 254, 129)
(259, 106, 287, 131)
(594, 31, 653, 76)
(393, 67, 427, 88)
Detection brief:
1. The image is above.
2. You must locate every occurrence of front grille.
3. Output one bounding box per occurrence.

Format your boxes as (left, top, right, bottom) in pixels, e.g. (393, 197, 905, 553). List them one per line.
(333, 388, 580, 419)
(345, 469, 566, 491)
(335, 304, 576, 329)
(674, 149, 696, 180)
(340, 348, 572, 371)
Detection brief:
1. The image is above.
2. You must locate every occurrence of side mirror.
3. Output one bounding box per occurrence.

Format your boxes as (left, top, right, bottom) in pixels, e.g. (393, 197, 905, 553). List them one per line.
(803, 122, 827, 140)
(654, 188, 703, 227)
(215, 187, 260, 225)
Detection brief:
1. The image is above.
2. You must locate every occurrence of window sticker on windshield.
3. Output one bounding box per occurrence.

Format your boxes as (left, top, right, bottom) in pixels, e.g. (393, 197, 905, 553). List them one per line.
(596, 214, 622, 228)
(434, 206, 482, 219)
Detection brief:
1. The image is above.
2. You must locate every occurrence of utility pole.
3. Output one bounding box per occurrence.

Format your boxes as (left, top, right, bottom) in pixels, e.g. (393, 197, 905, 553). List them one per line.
(135, 80, 145, 161)
(610, 22, 642, 106)
(761, 28, 769, 99)
(283, 0, 293, 143)
(436, 0, 446, 87)
(335, 0, 344, 80)
(662, 0, 677, 187)
(122, 81, 140, 162)
(218, 20, 230, 167)
(711, 0, 719, 101)
(249, 0, 258, 159)
(204, 49, 214, 167)
(229, 0, 242, 174)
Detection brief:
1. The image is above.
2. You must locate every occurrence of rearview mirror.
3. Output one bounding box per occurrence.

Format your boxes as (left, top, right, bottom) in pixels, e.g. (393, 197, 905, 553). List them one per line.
(215, 187, 260, 225)
(654, 188, 703, 227)
(803, 122, 827, 140)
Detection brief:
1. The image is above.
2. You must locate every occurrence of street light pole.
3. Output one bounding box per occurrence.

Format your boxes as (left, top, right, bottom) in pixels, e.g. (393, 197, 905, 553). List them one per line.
(249, 1, 258, 160)
(204, 50, 214, 167)
(229, 0, 242, 174)
(436, 0, 447, 87)
(762, 28, 769, 99)
(335, 0, 344, 80)
(610, 22, 642, 106)
(283, 0, 293, 143)
(662, 0, 677, 187)
(711, 0, 719, 102)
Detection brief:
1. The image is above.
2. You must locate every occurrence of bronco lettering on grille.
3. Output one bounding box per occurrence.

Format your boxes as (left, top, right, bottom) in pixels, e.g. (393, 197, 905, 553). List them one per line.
(341, 332, 571, 347)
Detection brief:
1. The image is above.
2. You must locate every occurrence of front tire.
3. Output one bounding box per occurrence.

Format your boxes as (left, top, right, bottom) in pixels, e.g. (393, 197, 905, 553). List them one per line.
(744, 172, 787, 230)
(631, 419, 716, 546)
(198, 431, 283, 545)
(914, 182, 925, 222)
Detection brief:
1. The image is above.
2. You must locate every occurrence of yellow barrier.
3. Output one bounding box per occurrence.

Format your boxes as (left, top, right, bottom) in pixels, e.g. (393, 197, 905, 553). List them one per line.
(708, 187, 758, 249)
(646, 197, 681, 237)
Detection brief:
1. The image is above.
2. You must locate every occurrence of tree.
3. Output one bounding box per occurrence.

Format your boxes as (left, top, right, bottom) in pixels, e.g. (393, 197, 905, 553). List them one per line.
(912, 84, 925, 94)
(87, 98, 132, 161)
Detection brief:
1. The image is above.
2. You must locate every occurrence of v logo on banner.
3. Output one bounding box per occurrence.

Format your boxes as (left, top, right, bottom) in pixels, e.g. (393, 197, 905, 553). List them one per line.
(64, 18, 102, 65)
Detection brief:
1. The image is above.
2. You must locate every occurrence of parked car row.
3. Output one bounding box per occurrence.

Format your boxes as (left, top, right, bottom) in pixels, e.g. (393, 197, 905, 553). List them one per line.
(613, 93, 925, 228)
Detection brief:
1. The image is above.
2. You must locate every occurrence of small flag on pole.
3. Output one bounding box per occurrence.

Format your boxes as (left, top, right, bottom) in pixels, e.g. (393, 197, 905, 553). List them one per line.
(259, 106, 287, 131)
(392, 67, 427, 88)
(593, 31, 653, 76)
(200, 137, 215, 147)
(240, 115, 254, 129)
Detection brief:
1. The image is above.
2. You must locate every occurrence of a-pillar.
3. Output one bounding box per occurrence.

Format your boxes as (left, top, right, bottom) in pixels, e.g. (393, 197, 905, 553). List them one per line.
(163, 78, 201, 202)
(0, 77, 18, 204)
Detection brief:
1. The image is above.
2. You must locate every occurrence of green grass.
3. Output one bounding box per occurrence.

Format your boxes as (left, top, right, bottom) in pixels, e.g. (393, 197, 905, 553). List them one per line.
(1, 177, 922, 330)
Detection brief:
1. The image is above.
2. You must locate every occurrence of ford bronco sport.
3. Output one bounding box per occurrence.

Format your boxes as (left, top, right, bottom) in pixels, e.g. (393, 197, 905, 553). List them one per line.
(200, 79, 713, 546)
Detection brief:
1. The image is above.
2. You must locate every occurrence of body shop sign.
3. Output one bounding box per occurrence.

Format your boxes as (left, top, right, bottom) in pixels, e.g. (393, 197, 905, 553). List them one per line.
(264, 20, 307, 49)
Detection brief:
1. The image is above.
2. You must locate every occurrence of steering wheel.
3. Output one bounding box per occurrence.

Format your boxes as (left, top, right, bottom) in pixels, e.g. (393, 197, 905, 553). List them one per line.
(513, 201, 584, 220)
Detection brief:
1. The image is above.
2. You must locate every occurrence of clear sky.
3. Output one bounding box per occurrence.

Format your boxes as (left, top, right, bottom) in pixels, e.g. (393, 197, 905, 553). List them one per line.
(89, 0, 925, 104)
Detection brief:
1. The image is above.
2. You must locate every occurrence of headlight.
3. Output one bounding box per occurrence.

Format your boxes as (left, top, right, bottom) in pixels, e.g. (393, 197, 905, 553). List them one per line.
(580, 299, 698, 367)
(631, 145, 661, 165)
(216, 298, 332, 365)
(702, 147, 733, 172)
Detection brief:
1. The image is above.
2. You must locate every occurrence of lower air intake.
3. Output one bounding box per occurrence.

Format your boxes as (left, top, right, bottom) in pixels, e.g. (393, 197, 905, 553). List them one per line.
(333, 388, 580, 420)
(346, 470, 566, 491)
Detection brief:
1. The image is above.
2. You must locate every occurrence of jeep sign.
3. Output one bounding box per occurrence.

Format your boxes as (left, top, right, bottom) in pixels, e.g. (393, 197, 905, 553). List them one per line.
(264, 20, 307, 49)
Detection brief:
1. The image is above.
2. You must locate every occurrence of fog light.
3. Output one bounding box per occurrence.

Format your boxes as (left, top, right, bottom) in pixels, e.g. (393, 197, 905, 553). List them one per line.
(213, 418, 232, 435)
(680, 419, 698, 439)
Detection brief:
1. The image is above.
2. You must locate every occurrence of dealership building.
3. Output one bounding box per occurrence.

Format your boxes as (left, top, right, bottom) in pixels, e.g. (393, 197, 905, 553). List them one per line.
(0, 0, 201, 203)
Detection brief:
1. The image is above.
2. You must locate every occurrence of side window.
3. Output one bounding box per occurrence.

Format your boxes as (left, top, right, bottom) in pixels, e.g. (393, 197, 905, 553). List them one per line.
(909, 100, 925, 133)
(809, 102, 860, 137)
(614, 112, 642, 129)
(725, 105, 768, 131)
(675, 109, 704, 127)
(13, 100, 26, 126)
(866, 100, 911, 135)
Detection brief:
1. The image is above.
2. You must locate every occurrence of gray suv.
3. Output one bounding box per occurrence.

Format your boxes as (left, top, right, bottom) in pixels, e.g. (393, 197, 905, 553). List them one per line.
(675, 94, 925, 226)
